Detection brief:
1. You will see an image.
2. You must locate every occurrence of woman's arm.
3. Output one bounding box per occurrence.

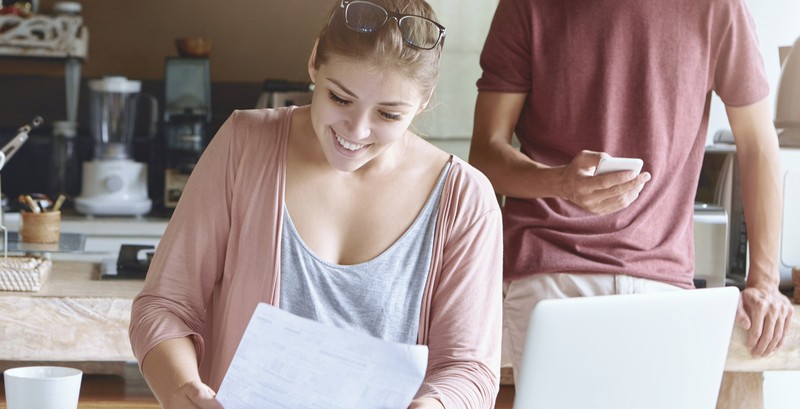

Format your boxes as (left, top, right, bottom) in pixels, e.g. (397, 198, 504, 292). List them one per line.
(415, 168, 505, 408)
(141, 337, 222, 409)
(420, 208, 503, 408)
(130, 112, 242, 394)
(408, 397, 445, 409)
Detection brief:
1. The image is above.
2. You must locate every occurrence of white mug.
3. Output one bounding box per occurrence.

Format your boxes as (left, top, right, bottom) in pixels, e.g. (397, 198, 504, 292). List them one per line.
(3, 366, 82, 409)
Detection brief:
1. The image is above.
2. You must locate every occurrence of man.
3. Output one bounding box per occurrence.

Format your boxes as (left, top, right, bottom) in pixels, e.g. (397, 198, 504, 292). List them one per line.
(469, 0, 793, 379)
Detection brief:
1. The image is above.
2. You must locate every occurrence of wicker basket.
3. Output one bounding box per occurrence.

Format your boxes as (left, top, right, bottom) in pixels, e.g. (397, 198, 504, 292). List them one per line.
(0, 256, 52, 291)
(20, 210, 61, 243)
(793, 267, 800, 305)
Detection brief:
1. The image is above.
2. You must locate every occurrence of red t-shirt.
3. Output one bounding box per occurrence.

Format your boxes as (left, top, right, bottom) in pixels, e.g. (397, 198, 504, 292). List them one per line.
(477, 0, 769, 287)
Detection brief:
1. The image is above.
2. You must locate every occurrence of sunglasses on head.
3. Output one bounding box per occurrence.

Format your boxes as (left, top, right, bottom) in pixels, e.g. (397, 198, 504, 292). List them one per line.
(339, 0, 446, 50)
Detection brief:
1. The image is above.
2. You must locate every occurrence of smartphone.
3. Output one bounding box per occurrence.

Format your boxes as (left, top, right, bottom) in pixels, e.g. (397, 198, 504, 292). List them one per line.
(593, 157, 644, 176)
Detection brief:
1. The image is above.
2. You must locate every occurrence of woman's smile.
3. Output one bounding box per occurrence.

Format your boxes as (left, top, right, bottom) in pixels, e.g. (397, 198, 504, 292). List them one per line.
(333, 128, 369, 152)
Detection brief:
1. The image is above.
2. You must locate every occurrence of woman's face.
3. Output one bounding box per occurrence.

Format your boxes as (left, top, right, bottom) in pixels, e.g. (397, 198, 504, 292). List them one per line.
(308, 54, 428, 173)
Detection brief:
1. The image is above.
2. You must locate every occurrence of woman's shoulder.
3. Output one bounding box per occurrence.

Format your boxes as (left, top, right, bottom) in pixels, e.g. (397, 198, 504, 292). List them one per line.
(443, 156, 501, 216)
(212, 107, 296, 154)
(407, 137, 497, 211)
(225, 107, 294, 137)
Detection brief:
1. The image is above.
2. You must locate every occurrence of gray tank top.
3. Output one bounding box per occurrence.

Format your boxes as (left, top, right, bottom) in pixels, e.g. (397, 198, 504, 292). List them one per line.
(280, 163, 451, 344)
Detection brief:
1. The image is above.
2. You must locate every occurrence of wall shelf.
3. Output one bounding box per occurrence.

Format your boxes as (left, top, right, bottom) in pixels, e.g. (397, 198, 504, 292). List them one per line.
(0, 14, 89, 124)
(0, 14, 87, 58)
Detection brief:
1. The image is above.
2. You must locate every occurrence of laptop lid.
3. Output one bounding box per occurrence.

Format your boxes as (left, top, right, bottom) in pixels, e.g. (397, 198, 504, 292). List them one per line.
(513, 287, 739, 409)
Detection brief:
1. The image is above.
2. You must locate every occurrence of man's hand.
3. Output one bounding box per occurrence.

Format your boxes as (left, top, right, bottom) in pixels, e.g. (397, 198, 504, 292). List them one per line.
(166, 380, 224, 409)
(736, 285, 794, 356)
(560, 151, 651, 215)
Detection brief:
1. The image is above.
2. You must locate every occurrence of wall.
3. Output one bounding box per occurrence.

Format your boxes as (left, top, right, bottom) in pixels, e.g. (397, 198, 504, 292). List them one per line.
(705, 2, 800, 400)
(0, 0, 496, 202)
(414, 0, 497, 141)
(0, 0, 496, 151)
(706, 0, 800, 143)
(694, 2, 800, 404)
(1, 0, 329, 82)
(4, 0, 797, 141)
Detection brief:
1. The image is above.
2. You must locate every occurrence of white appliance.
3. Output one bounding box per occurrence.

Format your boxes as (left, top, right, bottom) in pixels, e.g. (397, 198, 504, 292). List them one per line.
(777, 150, 800, 286)
(776, 36, 800, 147)
(75, 76, 156, 216)
(700, 146, 800, 289)
(773, 36, 800, 287)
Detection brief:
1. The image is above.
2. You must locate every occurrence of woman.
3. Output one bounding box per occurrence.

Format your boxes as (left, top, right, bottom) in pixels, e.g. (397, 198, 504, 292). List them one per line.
(129, 1, 502, 408)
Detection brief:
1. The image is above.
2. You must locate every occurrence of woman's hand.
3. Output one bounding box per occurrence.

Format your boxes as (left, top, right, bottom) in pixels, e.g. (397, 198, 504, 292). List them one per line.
(165, 380, 224, 409)
(408, 397, 445, 409)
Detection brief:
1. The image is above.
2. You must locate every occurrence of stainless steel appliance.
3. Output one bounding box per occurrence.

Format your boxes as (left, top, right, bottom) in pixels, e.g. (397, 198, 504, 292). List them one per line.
(255, 80, 313, 109)
(162, 57, 211, 209)
(693, 203, 728, 288)
(74, 76, 157, 216)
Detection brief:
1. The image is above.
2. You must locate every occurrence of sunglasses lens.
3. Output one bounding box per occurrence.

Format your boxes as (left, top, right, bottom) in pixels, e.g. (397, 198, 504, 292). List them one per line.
(398, 17, 441, 50)
(345, 2, 387, 33)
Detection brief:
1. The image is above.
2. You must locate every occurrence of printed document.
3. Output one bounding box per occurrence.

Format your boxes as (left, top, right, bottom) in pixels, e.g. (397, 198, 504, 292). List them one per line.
(216, 303, 428, 409)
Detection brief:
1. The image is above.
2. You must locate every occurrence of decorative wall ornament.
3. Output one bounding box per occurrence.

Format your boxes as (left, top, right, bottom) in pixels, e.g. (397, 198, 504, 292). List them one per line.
(0, 15, 87, 58)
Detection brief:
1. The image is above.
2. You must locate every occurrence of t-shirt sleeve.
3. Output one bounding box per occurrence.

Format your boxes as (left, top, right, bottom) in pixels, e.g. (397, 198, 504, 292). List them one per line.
(476, 0, 532, 93)
(713, 0, 769, 107)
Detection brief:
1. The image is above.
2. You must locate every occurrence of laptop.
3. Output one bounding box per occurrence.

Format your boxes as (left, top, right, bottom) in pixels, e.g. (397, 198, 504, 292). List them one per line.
(513, 286, 740, 409)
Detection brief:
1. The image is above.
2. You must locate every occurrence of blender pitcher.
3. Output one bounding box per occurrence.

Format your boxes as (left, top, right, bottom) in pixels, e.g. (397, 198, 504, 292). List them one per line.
(89, 76, 158, 160)
(75, 77, 157, 216)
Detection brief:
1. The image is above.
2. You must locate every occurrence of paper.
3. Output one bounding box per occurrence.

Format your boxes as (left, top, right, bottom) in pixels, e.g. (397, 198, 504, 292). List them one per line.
(216, 303, 428, 409)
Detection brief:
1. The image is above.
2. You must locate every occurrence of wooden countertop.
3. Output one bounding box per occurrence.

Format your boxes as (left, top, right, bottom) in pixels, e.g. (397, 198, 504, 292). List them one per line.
(725, 303, 800, 371)
(0, 261, 144, 363)
(0, 260, 144, 299)
(2, 262, 798, 371)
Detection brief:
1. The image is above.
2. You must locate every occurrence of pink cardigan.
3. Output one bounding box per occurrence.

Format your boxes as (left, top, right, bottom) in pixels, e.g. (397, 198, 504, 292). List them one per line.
(129, 108, 503, 408)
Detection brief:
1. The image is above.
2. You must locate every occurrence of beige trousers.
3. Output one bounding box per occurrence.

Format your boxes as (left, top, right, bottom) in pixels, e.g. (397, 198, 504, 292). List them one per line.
(502, 273, 683, 382)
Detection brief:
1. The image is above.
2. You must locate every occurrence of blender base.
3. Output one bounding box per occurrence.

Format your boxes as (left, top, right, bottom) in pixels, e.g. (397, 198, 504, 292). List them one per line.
(74, 197, 152, 216)
(74, 160, 153, 217)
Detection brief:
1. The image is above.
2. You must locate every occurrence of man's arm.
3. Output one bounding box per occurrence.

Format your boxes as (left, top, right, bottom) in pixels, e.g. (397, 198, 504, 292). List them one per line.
(726, 97, 794, 356)
(468, 92, 563, 198)
(468, 91, 651, 214)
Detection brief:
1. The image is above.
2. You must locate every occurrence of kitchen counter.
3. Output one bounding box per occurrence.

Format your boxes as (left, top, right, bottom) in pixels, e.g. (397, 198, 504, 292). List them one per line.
(0, 261, 141, 374)
(1, 212, 169, 237)
(1, 262, 797, 408)
(1, 212, 169, 262)
(725, 317, 800, 372)
(717, 298, 800, 409)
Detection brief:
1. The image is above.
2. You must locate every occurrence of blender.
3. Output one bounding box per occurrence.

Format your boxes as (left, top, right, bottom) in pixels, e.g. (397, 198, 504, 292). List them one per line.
(74, 76, 157, 216)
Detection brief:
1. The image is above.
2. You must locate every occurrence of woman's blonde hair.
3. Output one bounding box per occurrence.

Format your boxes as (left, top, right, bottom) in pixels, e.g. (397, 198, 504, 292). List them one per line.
(314, 0, 443, 99)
